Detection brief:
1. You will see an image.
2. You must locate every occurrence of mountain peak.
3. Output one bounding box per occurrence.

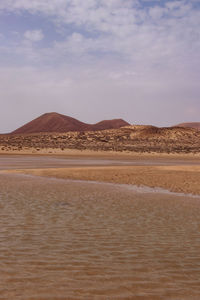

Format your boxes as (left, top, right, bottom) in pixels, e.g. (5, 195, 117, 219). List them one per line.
(11, 113, 130, 134)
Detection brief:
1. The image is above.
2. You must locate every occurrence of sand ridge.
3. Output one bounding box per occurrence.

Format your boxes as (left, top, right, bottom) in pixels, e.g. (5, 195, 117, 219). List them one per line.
(6, 164, 200, 196)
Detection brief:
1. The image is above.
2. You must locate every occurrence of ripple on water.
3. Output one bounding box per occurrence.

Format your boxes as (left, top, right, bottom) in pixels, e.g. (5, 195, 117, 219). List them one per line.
(0, 173, 200, 300)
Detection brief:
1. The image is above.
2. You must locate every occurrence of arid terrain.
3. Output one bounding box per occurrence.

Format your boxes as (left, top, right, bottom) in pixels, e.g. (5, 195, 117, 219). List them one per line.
(1, 124, 200, 154)
(1, 112, 200, 194)
(1, 112, 199, 155)
(11, 112, 129, 134)
(177, 122, 200, 130)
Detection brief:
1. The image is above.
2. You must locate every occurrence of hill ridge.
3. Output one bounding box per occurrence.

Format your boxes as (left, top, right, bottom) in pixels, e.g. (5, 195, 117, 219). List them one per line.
(11, 112, 130, 134)
(176, 122, 200, 130)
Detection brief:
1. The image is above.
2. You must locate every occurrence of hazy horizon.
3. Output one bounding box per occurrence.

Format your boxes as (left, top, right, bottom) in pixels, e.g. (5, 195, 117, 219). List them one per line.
(0, 0, 200, 133)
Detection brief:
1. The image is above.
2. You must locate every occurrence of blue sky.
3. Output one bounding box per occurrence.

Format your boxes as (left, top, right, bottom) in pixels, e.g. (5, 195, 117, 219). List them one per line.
(0, 0, 199, 132)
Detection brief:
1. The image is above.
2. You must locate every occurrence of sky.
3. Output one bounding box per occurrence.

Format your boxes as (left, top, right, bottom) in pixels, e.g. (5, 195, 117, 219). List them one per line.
(0, 0, 200, 133)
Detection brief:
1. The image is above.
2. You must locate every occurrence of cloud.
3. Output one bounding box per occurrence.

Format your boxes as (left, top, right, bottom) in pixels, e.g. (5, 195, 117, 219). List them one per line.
(24, 30, 44, 42)
(0, 1, 199, 75)
(1, 0, 198, 69)
(0, 0, 199, 131)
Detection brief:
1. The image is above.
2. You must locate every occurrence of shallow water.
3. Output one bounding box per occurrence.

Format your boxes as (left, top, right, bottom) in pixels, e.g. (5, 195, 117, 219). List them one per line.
(0, 174, 200, 299)
(0, 154, 200, 170)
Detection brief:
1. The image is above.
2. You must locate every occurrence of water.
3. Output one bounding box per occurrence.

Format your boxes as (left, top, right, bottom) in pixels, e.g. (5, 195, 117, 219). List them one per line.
(0, 173, 200, 299)
(0, 155, 199, 170)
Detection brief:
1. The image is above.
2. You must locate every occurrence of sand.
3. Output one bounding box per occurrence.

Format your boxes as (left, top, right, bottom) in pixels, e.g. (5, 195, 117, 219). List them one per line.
(1, 147, 200, 160)
(5, 164, 200, 196)
(1, 149, 200, 195)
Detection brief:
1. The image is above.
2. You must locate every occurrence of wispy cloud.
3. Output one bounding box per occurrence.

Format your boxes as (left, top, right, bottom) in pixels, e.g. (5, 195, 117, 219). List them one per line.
(1, 0, 199, 69)
(24, 30, 44, 42)
(0, 0, 199, 132)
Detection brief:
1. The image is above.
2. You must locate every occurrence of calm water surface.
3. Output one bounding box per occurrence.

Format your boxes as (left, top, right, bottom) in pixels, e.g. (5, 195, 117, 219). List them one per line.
(1, 155, 200, 170)
(0, 174, 200, 299)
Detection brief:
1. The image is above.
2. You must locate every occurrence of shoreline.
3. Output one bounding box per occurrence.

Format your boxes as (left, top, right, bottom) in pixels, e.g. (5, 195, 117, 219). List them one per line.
(1, 147, 200, 160)
(1, 150, 200, 196)
(2, 170, 200, 199)
(4, 164, 200, 196)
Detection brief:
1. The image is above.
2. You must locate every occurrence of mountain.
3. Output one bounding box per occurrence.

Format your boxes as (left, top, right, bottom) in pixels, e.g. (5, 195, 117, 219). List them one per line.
(90, 119, 129, 131)
(11, 112, 130, 134)
(176, 122, 200, 130)
(1, 123, 199, 154)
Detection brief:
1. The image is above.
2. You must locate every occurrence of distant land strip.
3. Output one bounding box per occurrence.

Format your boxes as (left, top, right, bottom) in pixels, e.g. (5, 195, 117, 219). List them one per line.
(1, 125, 200, 154)
(0, 112, 199, 154)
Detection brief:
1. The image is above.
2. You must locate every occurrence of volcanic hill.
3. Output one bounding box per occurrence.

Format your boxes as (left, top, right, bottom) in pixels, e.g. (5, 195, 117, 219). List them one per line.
(1, 124, 199, 154)
(1, 114, 200, 154)
(176, 122, 200, 130)
(11, 112, 130, 134)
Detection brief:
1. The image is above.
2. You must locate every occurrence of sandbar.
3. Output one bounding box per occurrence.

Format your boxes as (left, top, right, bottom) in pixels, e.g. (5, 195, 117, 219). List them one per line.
(4, 165, 200, 196)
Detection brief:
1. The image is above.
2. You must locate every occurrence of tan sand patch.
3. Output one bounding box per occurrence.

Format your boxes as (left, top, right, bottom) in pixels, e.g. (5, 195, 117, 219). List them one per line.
(7, 164, 200, 196)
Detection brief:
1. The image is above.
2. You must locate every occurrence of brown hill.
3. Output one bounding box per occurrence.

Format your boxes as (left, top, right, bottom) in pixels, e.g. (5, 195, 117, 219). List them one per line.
(11, 112, 130, 134)
(1, 123, 199, 154)
(176, 122, 200, 130)
(91, 119, 129, 131)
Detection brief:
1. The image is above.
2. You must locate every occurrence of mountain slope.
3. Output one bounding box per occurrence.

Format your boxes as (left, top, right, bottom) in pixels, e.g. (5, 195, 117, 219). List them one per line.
(11, 112, 130, 134)
(92, 119, 129, 131)
(1, 123, 199, 154)
(176, 122, 200, 130)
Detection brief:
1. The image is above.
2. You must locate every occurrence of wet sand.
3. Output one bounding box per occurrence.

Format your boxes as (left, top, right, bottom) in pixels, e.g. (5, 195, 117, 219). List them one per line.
(1, 153, 200, 195)
(11, 165, 200, 195)
(5, 165, 200, 196)
(0, 173, 200, 299)
(1, 147, 200, 160)
(1, 154, 200, 168)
